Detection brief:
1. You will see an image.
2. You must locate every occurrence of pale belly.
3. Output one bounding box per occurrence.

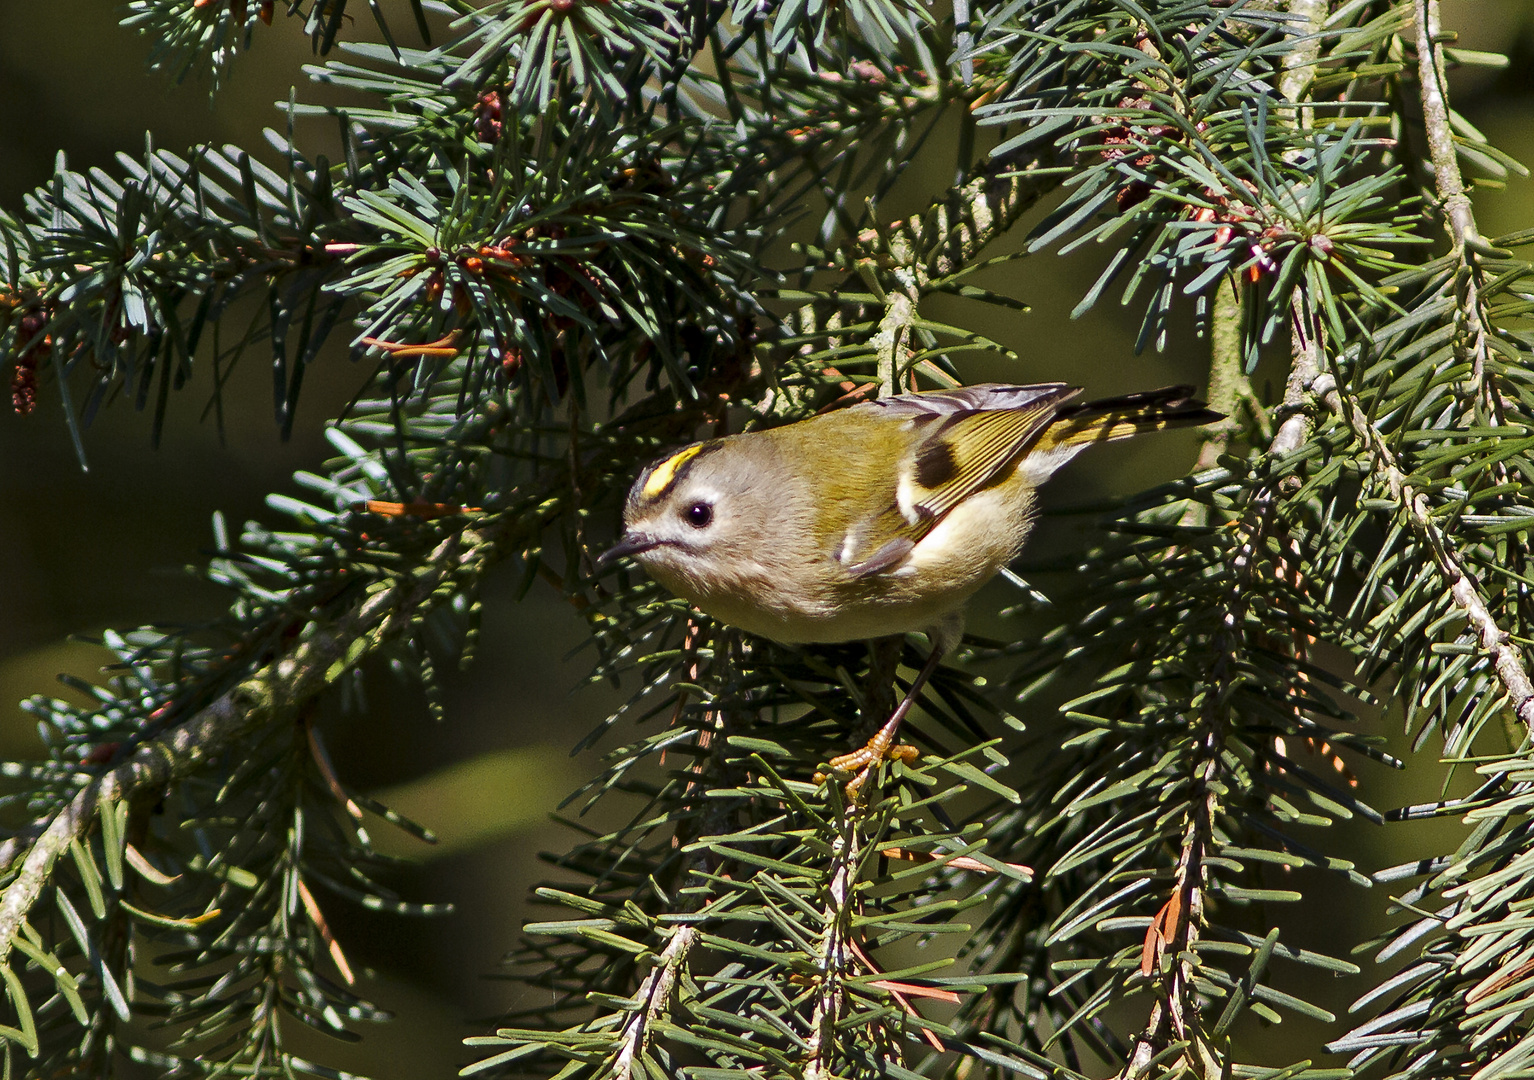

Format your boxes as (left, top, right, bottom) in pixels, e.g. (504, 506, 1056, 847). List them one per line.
(693, 583, 968, 644)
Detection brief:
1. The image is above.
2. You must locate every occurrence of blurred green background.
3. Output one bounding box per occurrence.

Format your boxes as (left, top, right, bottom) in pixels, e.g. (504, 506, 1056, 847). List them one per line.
(3, 3, 1534, 1074)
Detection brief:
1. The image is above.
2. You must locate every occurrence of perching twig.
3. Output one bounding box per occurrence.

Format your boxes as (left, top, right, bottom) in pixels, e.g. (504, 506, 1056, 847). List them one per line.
(612, 926, 695, 1080)
(805, 807, 862, 1080)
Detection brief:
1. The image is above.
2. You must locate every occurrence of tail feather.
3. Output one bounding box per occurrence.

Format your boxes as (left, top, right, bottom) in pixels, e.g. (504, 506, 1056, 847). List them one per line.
(1041, 385, 1222, 449)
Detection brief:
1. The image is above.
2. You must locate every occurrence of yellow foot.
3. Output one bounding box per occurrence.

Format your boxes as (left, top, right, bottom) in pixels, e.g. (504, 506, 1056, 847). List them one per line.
(828, 741, 920, 775)
(816, 739, 920, 799)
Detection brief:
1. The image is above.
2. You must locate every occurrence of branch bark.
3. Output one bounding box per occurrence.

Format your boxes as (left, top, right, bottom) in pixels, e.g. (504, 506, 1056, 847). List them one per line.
(612, 926, 695, 1080)
(1414, 0, 1499, 421)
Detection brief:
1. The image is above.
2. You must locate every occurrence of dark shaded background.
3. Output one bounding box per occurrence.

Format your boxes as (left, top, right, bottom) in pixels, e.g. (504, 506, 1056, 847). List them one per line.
(3, 3, 1534, 1074)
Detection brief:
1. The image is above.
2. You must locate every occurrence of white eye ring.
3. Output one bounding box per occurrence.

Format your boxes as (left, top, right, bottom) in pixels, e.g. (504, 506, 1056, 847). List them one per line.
(684, 502, 713, 528)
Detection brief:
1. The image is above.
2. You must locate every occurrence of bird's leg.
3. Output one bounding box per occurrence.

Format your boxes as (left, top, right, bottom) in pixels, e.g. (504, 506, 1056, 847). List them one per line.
(862, 635, 903, 728)
(827, 644, 945, 796)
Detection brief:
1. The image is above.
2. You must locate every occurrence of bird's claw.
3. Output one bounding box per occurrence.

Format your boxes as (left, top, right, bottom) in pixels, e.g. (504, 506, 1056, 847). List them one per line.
(817, 737, 920, 799)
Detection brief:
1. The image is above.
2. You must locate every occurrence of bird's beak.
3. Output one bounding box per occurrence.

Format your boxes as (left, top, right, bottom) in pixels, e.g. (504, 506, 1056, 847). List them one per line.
(597, 531, 660, 569)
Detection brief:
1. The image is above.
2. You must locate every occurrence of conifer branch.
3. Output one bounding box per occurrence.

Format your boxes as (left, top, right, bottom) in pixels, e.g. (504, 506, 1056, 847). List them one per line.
(844, 149, 1062, 292)
(11, 1, 1534, 1074)
(1190, 277, 1254, 473)
(1122, 405, 1313, 1079)
(0, 487, 554, 970)
(871, 154, 1063, 394)
(1125, 10, 1338, 1073)
(811, 151, 1062, 397)
(1414, 0, 1499, 422)
(885, 151, 1064, 276)
(805, 811, 862, 1079)
(1323, 378, 1534, 732)
(612, 925, 694, 1080)
(1295, 0, 1534, 738)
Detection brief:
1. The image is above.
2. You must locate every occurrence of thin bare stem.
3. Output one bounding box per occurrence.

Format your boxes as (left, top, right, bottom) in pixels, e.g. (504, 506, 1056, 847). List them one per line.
(612, 926, 695, 1080)
(804, 810, 858, 1079)
(1192, 276, 1257, 475)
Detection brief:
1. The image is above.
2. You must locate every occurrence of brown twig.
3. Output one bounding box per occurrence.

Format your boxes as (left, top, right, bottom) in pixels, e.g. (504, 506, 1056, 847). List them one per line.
(846, 936, 948, 1052)
(297, 878, 355, 985)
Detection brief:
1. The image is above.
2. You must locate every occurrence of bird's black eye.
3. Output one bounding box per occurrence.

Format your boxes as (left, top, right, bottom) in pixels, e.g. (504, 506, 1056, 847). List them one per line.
(684, 502, 713, 528)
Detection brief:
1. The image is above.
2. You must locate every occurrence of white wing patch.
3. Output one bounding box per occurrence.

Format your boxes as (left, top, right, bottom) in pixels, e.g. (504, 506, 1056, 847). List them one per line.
(894, 452, 925, 526)
(1014, 442, 1089, 488)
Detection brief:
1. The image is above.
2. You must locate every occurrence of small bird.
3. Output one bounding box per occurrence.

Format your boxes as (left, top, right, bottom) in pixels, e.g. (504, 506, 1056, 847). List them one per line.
(600, 382, 1219, 789)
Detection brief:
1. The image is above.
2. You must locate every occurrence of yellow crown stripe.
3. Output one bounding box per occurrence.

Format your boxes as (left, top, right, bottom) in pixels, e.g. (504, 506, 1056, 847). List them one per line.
(643, 444, 706, 499)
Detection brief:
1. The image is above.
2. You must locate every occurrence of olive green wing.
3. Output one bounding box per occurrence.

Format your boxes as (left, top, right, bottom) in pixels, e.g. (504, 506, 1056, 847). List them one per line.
(836, 384, 1079, 578)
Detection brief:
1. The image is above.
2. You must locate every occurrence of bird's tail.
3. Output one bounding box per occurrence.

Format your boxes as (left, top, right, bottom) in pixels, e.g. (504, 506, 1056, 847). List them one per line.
(1039, 385, 1223, 450)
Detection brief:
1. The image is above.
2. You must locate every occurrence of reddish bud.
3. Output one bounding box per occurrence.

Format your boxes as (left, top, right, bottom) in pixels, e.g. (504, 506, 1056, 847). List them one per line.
(83, 742, 121, 766)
